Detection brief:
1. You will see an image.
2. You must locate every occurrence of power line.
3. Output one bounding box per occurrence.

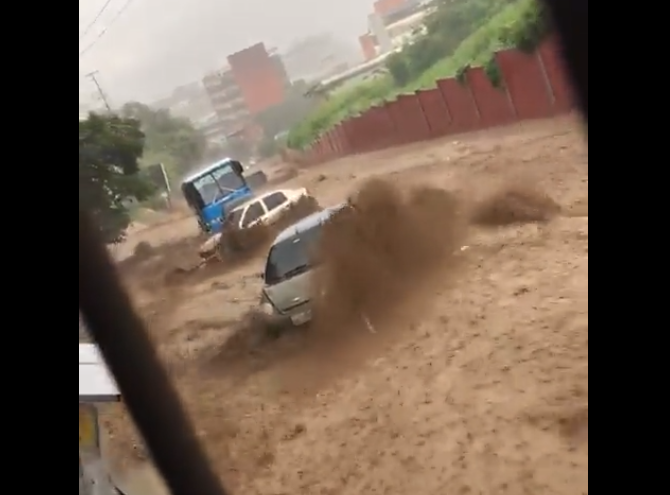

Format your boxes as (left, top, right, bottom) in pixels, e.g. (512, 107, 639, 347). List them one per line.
(79, 0, 115, 41)
(79, 0, 137, 59)
(86, 71, 112, 112)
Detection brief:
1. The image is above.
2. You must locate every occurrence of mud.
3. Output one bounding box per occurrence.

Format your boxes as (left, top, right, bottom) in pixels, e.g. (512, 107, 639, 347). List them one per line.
(120, 196, 322, 292)
(218, 195, 321, 258)
(202, 180, 566, 392)
(470, 184, 562, 227)
(310, 181, 465, 342)
(203, 308, 310, 380)
(102, 117, 588, 495)
(118, 236, 204, 288)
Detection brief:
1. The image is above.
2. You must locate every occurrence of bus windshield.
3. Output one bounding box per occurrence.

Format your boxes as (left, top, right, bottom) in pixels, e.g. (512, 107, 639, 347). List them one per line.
(191, 164, 245, 205)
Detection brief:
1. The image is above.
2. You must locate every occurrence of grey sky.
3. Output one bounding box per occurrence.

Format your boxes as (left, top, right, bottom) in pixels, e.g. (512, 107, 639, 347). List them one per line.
(79, 0, 371, 104)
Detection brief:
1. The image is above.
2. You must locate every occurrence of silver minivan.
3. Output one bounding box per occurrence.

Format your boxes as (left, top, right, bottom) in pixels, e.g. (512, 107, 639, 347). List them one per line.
(259, 203, 346, 326)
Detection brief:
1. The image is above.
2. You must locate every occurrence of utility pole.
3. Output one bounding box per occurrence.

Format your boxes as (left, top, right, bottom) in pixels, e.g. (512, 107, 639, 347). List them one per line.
(85, 70, 112, 112)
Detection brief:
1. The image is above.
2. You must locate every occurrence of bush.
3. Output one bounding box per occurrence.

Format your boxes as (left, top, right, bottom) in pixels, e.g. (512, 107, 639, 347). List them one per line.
(455, 0, 550, 85)
(386, 53, 412, 87)
(287, 0, 549, 149)
(286, 78, 394, 150)
(286, 0, 511, 150)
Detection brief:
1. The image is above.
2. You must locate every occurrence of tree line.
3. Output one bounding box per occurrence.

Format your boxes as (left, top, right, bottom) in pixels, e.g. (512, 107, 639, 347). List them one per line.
(385, 0, 549, 87)
(79, 103, 213, 244)
(79, 86, 316, 244)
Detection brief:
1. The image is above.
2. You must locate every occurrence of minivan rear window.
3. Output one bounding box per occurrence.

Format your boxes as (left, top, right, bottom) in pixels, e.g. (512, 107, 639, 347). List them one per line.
(264, 225, 324, 286)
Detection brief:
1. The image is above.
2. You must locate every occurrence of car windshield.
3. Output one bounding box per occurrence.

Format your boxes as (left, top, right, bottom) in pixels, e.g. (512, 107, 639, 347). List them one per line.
(192, 164, 245, 205)
(264, 224, 324, 285)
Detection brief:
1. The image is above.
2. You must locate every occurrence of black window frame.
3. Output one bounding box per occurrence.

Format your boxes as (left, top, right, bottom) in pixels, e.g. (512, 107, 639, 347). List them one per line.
(262, 192, 288, 211)
(241, 202, 265, 228)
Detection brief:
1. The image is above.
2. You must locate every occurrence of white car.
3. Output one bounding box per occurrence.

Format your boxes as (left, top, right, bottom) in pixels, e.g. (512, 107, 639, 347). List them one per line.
(198, 188, 316, 258)
(224, 188, 314, 231)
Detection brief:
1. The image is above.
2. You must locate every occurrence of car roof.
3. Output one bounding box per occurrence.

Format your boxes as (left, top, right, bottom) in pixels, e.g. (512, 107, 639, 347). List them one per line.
(230, 189, 293, 213)
(225, 194, 256, 213)
(272, 202, 347, 245)
(182, 158, 233, 184)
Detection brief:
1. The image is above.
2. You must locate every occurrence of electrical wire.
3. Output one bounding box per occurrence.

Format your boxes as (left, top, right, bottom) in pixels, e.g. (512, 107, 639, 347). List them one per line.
(79, 0, 137, 59)
(79, 0, 115, 41)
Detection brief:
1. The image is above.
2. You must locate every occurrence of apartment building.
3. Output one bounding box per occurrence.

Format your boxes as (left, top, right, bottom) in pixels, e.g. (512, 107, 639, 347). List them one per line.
(201, 42, 291, 145)
(202, 67, 251, 135)
(227, 42, 289, 115)
(359, 0, 430, 59)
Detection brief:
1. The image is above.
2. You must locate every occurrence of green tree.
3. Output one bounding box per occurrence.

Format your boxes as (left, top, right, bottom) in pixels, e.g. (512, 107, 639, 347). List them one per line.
(497, 0, 549, 52)
(79, 113, 156, 243)
(287, 0, 533, 149)
(386, 53, 412, 87)
(386, 0, 512, 86)
(119, 102, 208, 178)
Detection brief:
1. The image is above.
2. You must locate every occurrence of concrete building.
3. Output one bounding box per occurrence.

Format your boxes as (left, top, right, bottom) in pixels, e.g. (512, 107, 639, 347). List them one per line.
(358, 0, 431, 59)
(202, 67, 250, 134)
(281, 34, 358, 83)
(227, 42, 289, 115)
(201, 42, 292, 146)
(368, 11, 394, 55)
(270, 52, 291, 86)
(374, 0, 409, 16)
(359, 33, 378, 61)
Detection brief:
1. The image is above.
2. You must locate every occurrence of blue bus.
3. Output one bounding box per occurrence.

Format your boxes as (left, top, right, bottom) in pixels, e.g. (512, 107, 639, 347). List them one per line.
(180, 158, 255, 234)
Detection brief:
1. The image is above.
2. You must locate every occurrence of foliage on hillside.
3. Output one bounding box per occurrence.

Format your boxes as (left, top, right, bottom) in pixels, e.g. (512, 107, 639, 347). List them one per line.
(253, 81, 321, 158)
(406, 0, 547, 90)
(79, 113, 156, 243)
(386, 0, 512, 87)
(119, 102, 208, 180)
(286, 78, 395, 150)
(254, 81, 319, 139)
(287, 0, 549, 150)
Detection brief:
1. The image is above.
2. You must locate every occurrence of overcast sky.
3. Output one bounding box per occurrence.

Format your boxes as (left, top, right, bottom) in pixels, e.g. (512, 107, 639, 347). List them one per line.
(78, 0, 371, 105)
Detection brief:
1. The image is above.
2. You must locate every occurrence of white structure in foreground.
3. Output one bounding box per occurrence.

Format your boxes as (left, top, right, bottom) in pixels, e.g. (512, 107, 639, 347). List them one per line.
(79, 344, 120, 403)
(79, 343, 123, 495)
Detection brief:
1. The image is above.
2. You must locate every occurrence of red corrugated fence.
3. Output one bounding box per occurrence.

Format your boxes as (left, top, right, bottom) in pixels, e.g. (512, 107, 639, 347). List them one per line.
(301, 38, 575, 164)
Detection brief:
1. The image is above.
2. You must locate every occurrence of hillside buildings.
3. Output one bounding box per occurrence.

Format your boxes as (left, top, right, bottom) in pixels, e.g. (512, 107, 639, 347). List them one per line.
(359, 0, 432, 60)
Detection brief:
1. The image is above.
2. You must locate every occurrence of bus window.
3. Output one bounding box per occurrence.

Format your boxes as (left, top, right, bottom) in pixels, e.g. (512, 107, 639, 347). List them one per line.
(181, 182, 204, 211)
(241, 202, 265, 228)
(192, 165, 246, 205)
(211, 165, 245, 192)
(192, 174, 220, 205)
